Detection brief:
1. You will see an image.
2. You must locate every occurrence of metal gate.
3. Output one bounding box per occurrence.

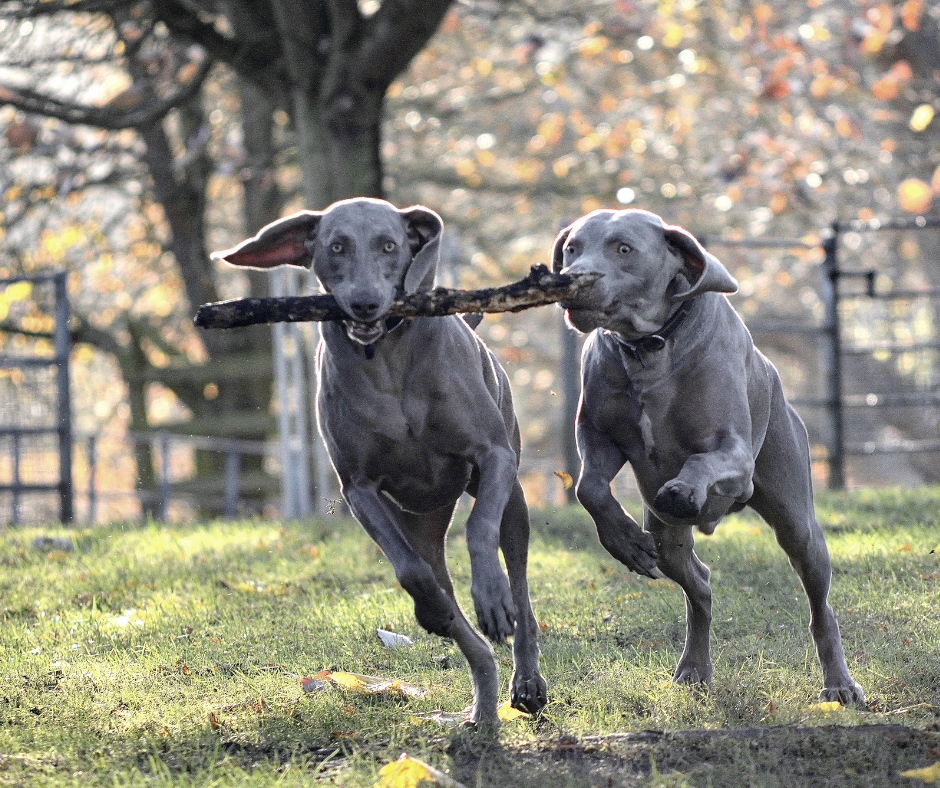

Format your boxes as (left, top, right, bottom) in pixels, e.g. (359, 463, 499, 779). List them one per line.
(0, 271, 73, 524)
(702, 214, 940, 489)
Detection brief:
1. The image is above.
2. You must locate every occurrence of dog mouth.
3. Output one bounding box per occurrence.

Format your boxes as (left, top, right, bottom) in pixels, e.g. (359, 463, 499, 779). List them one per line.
(343, 319, 385, 345)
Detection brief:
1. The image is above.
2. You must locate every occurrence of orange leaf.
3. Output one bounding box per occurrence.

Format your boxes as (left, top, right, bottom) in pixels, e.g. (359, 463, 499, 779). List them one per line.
(554, 470, 574, 490)
(898, 179, 933, 213)
(872, 75, 899, 100)
(497, 701, 529, 721)
(900, 0, 922, 31)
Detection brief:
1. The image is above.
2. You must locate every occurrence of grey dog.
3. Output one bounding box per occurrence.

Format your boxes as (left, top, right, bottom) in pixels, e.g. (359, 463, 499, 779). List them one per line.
(212, 197, 547, 726)
(552, 207, 864, 705)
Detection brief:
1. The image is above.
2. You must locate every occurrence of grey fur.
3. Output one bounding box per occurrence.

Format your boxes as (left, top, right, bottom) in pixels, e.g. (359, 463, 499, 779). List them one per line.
(213, 198, 547, 726)
(552, 208, 864, 705)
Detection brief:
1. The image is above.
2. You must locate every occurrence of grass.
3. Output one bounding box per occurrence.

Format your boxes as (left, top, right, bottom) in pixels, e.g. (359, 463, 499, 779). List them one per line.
(1, 488, 939, 786)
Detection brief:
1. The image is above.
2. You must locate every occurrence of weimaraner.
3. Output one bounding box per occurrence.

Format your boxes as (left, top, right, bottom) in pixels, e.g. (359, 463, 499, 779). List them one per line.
(211, 197, 547, 726)
(552, 207, 864, 705)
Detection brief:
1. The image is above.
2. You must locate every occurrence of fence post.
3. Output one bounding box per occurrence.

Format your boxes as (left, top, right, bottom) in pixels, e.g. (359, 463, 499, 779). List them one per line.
(223, 441, 240, 519)
(11, 432, 21, 526)
(86, 434, 97, 524)
(820, 226, 846, 490)
(158, 432, 170, 521)
(53, 272, 74, 523)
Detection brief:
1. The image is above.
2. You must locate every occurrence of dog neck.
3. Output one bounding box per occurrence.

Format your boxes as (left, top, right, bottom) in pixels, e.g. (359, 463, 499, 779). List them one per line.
(610, 299, 695, 367)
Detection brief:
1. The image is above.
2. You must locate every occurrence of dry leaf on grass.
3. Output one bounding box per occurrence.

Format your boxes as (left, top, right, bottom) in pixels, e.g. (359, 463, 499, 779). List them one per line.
(377, 628, 414, 648)
(901, 762, 940, 783)
(316, 669, 426, 697)
(374, 753, 467, 788)
(497, 700, 530, 721)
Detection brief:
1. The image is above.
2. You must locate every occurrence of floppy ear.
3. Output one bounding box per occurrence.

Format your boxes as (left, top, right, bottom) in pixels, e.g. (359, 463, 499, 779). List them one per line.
(399, 205, 443, 291)
(209, 211, 322, 269)
(551, 225, 573, 272)
(664, 224, 738, 301)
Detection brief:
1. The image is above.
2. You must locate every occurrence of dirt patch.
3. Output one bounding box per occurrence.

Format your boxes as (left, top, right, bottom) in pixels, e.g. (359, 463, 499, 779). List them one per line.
(448, 724, 940, 787)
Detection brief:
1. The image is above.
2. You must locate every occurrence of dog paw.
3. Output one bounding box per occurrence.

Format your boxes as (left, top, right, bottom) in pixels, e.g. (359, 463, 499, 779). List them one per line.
(510, 671, 548, 715)
(411, 585, 456, 638)
(673, 660, 713, 688)
(597, 523, 659, 577)
(819, 682, 866, 708)
(654, 480, 705, 519)
(471, 573, 517, 642)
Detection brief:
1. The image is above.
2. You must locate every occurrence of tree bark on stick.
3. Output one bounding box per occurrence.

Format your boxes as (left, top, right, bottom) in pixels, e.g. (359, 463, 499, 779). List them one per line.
(195, 265, 600, 330)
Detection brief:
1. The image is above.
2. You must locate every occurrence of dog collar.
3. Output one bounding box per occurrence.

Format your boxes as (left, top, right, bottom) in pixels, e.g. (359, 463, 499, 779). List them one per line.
(363, 316, 407, 360)
(613, 299, 695, 367)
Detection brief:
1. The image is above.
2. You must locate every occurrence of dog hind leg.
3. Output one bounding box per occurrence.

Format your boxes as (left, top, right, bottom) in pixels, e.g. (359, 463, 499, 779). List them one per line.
(749, 405, 865, 706)
(499, 481, 548, 713)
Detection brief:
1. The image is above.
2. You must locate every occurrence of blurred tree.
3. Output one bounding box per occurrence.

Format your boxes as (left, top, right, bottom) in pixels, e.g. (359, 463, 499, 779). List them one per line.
(381, 0, 939, 488)
(0, 0, 454, 514)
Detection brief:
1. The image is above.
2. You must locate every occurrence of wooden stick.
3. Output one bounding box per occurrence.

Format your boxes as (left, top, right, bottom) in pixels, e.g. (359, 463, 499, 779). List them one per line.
(194, 264, 599, 330)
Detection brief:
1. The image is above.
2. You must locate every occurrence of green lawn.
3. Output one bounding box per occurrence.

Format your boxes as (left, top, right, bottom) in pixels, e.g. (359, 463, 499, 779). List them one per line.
(1, 488, 939, 786)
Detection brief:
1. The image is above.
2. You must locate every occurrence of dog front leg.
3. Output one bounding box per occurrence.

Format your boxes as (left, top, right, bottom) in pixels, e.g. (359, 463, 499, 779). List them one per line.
(576, 423, 659, 577)
(654, 433, 755, 520)
(645, 513, 713, 687)
(465, 446, 518, 643)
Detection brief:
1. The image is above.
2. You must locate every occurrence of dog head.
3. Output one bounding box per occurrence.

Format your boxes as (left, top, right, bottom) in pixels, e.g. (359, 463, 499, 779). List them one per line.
(211, 197, 443, 345)
(551, 208, 738, 337)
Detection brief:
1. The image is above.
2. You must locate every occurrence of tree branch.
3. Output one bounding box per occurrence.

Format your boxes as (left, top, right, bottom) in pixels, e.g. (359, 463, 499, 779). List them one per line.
(0, 57, 212, 130)
(194, 264, 600, 329)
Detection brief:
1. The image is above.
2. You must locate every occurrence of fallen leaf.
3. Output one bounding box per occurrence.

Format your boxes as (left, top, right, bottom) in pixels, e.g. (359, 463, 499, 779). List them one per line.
(901, 762, 940, 783)
(554, 470, 573, 489)
(808, 701, 842, 712)
(409, 710, 467, 727)
(497, 701, 529, 721)
(317, 669, 426, 697)
(377, 629, 414, 648)
(374, 753, 467, 788)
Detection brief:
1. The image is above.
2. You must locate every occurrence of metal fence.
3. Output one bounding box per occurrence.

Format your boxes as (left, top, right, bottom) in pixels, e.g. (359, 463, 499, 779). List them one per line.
(2, 216, 938, 524)
(702, 213, 940, 489)
(77, 432, 279, 524)
(0, 271, 73, 524)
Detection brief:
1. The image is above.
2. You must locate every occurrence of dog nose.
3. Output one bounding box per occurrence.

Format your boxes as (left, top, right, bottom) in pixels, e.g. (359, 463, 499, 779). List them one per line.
(349, 299, 382, 322)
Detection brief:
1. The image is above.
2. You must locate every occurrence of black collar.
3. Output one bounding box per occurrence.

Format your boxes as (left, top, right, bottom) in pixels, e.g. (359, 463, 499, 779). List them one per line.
(363, 316, 407, 360)
(613, 300, 695, 367)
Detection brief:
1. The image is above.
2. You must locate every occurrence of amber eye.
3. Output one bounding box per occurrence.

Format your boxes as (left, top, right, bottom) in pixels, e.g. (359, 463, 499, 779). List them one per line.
(330, 242, 343, 254)
(383, 241, 396, 253)
(618, 243, 632, 254)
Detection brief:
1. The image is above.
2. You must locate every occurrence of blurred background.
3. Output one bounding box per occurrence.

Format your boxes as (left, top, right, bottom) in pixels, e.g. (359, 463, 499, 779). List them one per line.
(1, 0, 938, 525)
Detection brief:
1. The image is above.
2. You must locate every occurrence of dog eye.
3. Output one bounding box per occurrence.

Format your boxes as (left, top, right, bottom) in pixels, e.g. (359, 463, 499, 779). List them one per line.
(383, 241, 396, 253)
(618, 243, 632, 254)
(330, 242, 344, 254)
